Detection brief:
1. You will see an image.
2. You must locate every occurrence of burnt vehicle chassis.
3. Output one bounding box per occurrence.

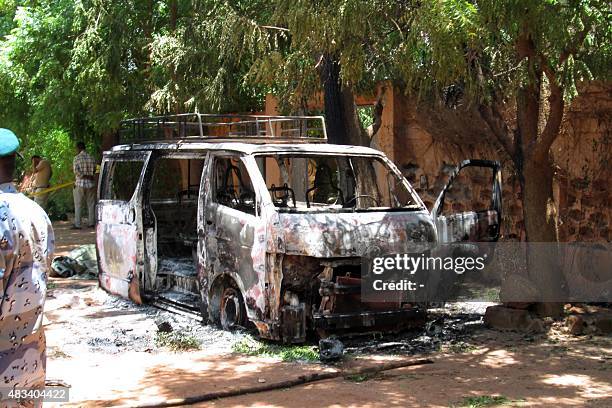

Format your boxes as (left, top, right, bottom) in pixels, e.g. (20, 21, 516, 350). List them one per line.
(96, 114, 502, 343)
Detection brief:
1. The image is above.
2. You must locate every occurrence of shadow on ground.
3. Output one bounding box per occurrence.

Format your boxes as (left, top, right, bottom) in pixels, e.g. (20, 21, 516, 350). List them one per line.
(59, 330, 611, 408)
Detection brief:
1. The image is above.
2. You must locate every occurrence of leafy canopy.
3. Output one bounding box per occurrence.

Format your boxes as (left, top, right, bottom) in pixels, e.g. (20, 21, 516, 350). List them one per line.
(0, 0, 609, 146)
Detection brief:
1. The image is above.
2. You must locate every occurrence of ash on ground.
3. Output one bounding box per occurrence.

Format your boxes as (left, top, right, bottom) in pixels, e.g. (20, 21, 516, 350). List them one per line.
(341, 302, 495, 356)
(45, 282, 249, 357)
(46, 280, 496, 359)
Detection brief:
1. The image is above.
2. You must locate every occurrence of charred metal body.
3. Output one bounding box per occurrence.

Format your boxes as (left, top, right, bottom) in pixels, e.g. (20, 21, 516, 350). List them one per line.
(96, 114, 502, 343)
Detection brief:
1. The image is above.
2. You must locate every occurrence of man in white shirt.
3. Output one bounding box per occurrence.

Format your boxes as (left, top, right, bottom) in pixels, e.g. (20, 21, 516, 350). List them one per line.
(72, 142, 96, 229)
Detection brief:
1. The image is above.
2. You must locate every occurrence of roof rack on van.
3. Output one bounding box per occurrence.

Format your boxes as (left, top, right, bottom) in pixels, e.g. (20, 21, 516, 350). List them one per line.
(118, 113, 327, 144)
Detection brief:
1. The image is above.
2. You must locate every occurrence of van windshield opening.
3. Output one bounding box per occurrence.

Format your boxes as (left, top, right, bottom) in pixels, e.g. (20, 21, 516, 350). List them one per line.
(255, 154, 422, 212)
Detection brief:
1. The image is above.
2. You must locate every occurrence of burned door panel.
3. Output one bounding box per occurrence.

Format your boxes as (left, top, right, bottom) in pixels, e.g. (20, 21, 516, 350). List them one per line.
(197, 153, 213, 315)
(210, 205, 258, 284)
(432, 159, 502, 243)
(96, 153, 150, 303)
(144, 226, 157, 293)
(200, 155, 269, 327)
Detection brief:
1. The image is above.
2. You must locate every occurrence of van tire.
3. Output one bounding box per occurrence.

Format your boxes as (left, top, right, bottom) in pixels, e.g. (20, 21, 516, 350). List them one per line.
(220, 286, 246, 330)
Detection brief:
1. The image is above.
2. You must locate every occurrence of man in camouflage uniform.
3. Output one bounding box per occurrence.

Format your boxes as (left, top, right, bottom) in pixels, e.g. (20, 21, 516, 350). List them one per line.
(0, 129, 54, 408)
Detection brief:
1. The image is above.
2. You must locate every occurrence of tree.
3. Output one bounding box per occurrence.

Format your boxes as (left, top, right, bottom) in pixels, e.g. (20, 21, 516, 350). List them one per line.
(401, 0, 610, 316)
(147, 0, 270, 114)
(247, 0, 405, 145)
(241, 0, 610, 316)
(0, 0, 163, 215)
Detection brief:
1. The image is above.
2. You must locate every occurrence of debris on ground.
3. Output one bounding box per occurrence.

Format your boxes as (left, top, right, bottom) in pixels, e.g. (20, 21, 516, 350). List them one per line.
(155, 318, 174, 333)
(319, 337, 344, 362)
(50, 244, 98, 278)
(342, 304, 491, 356)
(46, 279, 612, 367)
(565, 304, 612, 335)
(45, 283, 248, 356)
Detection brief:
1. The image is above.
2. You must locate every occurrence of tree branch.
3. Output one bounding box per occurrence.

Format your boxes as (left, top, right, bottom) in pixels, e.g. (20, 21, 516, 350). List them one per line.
(478, 103, 515, 158)
(529, 22, 591, 160)
(559, 23, 591, 65)
(386, 15, 404, 40)
(473, 58, 515, 158)
(260, 25, 290, 32)
(493, 59, 525, 78)
(369, 86, 386, 138)
(533, 56, 564, 159)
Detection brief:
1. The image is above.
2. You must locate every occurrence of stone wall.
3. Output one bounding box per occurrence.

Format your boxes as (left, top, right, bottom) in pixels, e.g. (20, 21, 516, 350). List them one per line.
(264, 82, 610, 243)
(552, 83, 611, 242)
(390, 82, 610, 243)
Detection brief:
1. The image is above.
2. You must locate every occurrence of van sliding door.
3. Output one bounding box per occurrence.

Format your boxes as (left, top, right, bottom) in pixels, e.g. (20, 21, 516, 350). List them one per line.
(96, 151, 150, 303)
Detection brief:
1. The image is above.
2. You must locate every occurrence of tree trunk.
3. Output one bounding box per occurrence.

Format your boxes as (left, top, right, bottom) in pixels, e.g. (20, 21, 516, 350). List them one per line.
(520, 154, 565, 317)
(320, 54, 368, 146)
(101, 132, 119, 151)
(320, 53, 379, 203)
(169, 0, 178, 31)
(515, 83, 566, 317)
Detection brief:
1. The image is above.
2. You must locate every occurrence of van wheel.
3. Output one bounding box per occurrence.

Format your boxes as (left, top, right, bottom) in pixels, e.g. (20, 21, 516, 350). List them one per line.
(220, 287, 246, 329)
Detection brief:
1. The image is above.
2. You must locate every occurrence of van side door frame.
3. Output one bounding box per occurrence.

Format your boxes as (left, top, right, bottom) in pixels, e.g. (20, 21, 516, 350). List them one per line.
(140, 151, 208, 296)
(431, 159, 502, 244)
(197, 153, 273, 327)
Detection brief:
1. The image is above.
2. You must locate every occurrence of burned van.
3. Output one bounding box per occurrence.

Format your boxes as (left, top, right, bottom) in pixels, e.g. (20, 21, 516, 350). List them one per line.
(96, 114, 501, 342)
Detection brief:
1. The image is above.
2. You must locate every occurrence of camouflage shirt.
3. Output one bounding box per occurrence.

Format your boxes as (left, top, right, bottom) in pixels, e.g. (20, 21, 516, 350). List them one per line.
(0, 183, 54, 406)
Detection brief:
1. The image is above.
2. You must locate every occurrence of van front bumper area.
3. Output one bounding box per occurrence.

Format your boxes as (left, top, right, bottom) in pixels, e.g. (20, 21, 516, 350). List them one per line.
(312, 308, 427, 335)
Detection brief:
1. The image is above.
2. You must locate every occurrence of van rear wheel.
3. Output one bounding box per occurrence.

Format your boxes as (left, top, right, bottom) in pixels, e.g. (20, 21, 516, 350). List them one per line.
(220, 287, 246, 329)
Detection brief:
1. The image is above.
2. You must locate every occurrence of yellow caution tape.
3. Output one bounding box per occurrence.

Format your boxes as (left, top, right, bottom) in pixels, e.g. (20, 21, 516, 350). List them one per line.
(27, 165, 100, 197)
(28, 181, 75, 197)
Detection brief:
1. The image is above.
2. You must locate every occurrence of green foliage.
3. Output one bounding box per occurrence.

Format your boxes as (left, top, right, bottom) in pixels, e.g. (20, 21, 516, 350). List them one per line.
(345, 373, 375, 383)
(71, 0, 152, 132)
(154, 331, 201, 351)
(357, 105, 374, 130)
(232, 335, 319, 362)
(0, 0, 609, 161)
(3, 1, 81, 133)
(19, 128, 76, 219)
(453, 395, 515, 407)
(147, 0, 271, 113)
(246, 0, 407, 109)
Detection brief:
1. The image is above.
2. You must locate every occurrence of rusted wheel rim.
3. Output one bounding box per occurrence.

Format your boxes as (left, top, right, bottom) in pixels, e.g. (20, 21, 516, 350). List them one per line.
(220, 287, 243, 329)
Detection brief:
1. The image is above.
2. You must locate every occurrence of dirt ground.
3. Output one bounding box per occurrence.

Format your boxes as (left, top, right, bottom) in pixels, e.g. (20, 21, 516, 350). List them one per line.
(42, 223, 611, 407)
(53, 221, 97, 256)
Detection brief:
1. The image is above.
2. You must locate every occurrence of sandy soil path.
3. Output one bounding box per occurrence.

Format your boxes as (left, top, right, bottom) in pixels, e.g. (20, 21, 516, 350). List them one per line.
(41, 223, 611, 407)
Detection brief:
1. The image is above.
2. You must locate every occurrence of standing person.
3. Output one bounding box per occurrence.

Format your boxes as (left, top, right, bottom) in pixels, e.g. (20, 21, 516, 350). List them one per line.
(30, 155, 52, 210)
(18, 168, 34, 194)
(0, 129, 54, 408)
(72, 142, 96, 229)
